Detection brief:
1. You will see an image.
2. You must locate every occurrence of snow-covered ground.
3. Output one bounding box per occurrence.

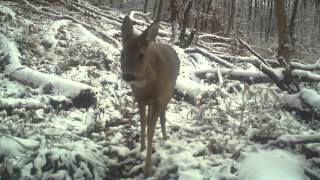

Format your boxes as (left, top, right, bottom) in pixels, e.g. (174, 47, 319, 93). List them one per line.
(1, 1, 320, 180)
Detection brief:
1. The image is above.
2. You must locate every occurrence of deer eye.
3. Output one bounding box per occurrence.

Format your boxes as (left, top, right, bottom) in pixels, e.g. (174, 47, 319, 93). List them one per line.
(138, 52, 144, 60)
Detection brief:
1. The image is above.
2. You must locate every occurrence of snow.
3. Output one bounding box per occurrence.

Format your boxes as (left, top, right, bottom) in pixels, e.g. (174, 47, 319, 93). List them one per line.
(43, 20, 71, 49)
(238, 150, 306, 180)
(75, 23, 119, 54)
(300, 88, 320, 112)
(0, 4, 16, 22)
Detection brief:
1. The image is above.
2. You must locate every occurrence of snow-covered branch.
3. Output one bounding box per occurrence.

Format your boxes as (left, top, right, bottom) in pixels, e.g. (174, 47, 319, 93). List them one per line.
(194, 68, 271, 84)
(185, 47, 235, 68)
(275, 134, 320, 145)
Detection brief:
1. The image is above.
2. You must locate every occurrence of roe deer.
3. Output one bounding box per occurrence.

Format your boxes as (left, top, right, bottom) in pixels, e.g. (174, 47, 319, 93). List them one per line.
(120, 16, 180, 176)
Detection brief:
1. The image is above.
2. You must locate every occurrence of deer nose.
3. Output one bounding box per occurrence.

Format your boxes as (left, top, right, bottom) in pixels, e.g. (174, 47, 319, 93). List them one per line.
(122, 73, 136, 82)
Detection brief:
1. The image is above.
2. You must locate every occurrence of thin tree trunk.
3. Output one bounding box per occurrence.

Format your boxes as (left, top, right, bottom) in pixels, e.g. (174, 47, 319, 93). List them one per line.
(156, 0, 164, 21)
(144, 0, 148, 13)
(265, 0, 273, 42)
(152, 0, 158, 19)
(252, 0, 258, 34)
(204, 0, 213, 31)
(248, 0, 252, 34)
(225, 0, 236, 37)
(170, 0, 179, 43)
(275, 0, 290, 61)
(288, 0, 299, 47)
(179, 0, 193, 41)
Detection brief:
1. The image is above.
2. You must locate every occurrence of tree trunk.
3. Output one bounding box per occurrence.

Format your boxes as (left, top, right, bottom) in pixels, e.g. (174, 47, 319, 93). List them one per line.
(179, 0, 193, 41)
(156, 0, 164, 21)
(275, 0, 290, 61)
(225, 0, 236, 37)
(152, 0, 158, 19)
(289, 0, 299, 47)
(170, 0, 179, 43)
(265, 0, 273, 42)
(204, 0, 212, 31)
(144, 0, 148, 13)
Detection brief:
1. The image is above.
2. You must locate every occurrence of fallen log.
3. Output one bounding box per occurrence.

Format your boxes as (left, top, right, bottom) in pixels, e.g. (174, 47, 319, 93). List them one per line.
(280, 88, 320, 120)
(199, 34, 232, 43)
(194, 67, 320, 84)
(194, 68, 272, 84)
(274, 134, 320, 145)
(0, 33, 96, 108)
(185, 47, 235, 68)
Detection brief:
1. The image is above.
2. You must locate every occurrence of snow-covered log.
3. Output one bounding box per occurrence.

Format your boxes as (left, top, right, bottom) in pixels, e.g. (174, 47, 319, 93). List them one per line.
(217, 55, 280, 67)
(185, 47, 235, 68)
(194, 68, 272, 84)
(175, 76, 218, 105)
(199, 34, 232, 43)
(0, 34, 96, 108)
(280, 88, 320, 119)
(275, 134, 320, 145)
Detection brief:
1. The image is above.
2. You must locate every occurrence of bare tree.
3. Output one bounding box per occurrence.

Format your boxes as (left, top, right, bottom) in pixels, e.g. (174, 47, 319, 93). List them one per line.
(288, 0, 300, 47)
(170, 0, 179, 43)
(144, 0, 148, 13)
(225, 0, 236, 37)
(265, 0, 273, 42)
(156, 0, 164, 20)
(275, 0, 290, 60)
(179, 0, 193, 41)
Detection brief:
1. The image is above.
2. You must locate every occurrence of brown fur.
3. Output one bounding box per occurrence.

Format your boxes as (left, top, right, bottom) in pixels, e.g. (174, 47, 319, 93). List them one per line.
(121, 16, 180, 176)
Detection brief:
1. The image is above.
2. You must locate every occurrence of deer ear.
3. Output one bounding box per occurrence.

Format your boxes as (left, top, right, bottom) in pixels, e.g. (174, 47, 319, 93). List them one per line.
(122, 16, 133, 45)
(139, 20, 160, 46)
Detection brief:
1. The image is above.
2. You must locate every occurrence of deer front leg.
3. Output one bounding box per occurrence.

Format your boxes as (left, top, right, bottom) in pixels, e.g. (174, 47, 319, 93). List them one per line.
(144, 103, 160, 177)
(139, 104, 146, 152)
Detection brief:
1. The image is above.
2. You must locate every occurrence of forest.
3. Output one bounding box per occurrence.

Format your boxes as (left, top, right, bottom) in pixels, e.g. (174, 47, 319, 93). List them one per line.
(0, 0, 320, 179)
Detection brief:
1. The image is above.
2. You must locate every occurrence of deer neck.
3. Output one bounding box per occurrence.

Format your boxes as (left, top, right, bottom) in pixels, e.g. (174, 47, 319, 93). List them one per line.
(131, 57, 156, 89)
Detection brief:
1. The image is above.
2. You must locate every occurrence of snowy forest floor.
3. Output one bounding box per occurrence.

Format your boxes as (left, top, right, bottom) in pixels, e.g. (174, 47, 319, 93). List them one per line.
(1, 1, 320, 180)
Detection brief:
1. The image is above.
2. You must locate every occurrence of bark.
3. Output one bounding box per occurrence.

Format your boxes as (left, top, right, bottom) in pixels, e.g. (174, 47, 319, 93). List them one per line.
(152, 0, 158, 19)
(225, 0, 236, 37)
(275, 0, 290, 61)
(265, 0, 273, 42)
(288, 0, 299, 47)
(179, 0, 193, 41)
(170, 0, 179, 43)
(203, 0, 212, 31)
(156, 0, 164, 21)
(144, 0, 149, 13)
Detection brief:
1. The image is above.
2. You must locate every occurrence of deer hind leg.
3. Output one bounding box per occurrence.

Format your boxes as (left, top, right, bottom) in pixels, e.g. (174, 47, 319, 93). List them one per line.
(160, 108, 168, 140)
(139, 104, 146, 152)
(144, 102, 160, 177)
